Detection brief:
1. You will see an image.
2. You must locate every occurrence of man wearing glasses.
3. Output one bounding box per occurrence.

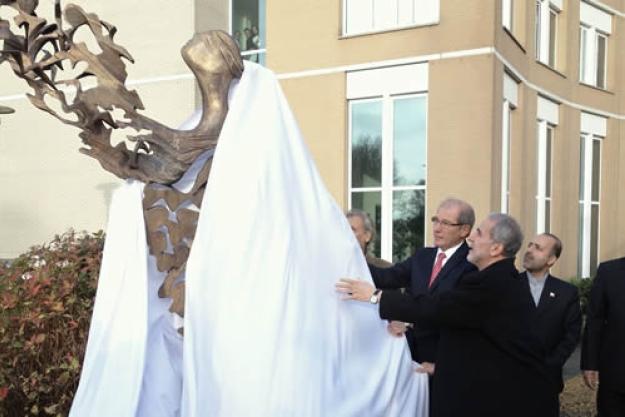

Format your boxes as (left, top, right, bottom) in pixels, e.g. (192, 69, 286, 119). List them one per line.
(368, 198, 476, 376)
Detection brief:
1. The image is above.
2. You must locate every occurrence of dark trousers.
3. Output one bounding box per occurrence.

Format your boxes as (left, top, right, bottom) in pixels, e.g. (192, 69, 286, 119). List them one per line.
(598, 386, 625, 417)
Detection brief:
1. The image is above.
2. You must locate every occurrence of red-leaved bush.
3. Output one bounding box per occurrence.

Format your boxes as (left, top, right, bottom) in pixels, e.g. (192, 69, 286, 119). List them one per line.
(0, 230, 103, 417)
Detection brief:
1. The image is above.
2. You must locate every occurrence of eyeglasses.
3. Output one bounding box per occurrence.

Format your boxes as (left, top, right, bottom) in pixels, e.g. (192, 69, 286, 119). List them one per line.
(431, 216, 464, 227)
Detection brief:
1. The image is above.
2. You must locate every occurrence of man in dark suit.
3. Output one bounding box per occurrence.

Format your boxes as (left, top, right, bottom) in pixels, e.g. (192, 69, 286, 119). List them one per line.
(581, 256, 625, 417)
(521, 233, 582, 415)
(338, 213, 557, 417)
(367, 198, 476, 373)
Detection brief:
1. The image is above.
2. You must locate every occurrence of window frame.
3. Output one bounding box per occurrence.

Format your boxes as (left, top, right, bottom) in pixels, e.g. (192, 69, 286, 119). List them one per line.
(536, 121, 555, 234)
(348, 92, 428, 262)
(595, 31, 608, 89)
(548, 6, 558, 67)
(503, 0, 514, 31)
(579, 2, 612, 89)
(342, 0, 440, 37)
(501, 73, 518, 214)
(535, 0, 560, 67)
(501, 99, 512, 214)
(578, 132, 602, 278)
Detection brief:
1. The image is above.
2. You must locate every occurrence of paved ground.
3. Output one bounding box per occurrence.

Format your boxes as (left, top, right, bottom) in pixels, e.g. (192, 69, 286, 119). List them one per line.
(560, 345, 596, 417)
(563, 345, 581, 380)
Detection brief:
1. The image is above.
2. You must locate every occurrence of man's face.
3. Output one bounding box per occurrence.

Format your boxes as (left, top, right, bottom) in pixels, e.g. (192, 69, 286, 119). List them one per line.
(348, 216, 371, 254)
(522, 234, 557, 273)
(432, 205, 471, 251)
(466, 218, 499, 270)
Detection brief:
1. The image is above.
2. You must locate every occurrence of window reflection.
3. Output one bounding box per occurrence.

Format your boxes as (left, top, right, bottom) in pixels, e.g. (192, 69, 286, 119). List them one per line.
(392, 190, 425, 262)
(351, 101, 383, 188)
(393, 96, 426, 186)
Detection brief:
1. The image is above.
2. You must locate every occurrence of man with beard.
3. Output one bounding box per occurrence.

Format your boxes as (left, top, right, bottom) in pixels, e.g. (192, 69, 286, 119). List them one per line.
(337, 213, 556, 417)
(521, 233, 582, 416)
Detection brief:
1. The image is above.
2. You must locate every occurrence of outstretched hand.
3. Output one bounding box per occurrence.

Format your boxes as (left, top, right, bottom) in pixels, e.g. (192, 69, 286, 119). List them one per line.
(388, 321, 409, 337)
(335, 278, 376, 302)
(582, 370, 599, 390)
(415, 362, 435, 376)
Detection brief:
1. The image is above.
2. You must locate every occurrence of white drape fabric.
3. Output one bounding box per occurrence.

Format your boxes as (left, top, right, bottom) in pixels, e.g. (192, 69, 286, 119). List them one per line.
(69, 61, 428, 417)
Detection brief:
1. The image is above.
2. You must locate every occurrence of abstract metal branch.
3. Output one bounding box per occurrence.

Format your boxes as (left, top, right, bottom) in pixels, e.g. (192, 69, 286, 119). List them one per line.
(0, 0, 244, 184)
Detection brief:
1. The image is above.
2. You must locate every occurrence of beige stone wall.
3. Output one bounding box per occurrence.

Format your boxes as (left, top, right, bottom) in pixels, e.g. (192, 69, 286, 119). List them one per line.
(0, 0, 196, 258)
(279, 73, 347, 207)
(427, 55, 497, 237)
(267, 0, 496, 73)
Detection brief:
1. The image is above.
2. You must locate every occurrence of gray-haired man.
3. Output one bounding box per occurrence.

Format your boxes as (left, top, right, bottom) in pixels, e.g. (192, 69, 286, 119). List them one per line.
(346, 209, 392, 268)
(337, 213, 556, 417)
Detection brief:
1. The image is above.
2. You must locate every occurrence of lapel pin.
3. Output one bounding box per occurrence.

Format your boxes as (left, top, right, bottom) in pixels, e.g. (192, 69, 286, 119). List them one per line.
(549, 292, 556, 298)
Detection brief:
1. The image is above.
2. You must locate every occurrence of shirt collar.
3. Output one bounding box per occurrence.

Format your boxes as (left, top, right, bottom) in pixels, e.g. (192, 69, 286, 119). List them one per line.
(526, 270, 549, 283)
(436, 240, 464, 260)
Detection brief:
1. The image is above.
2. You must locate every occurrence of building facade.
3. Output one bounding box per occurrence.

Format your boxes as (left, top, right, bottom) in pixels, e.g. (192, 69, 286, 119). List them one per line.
(1, 0, 624, 278)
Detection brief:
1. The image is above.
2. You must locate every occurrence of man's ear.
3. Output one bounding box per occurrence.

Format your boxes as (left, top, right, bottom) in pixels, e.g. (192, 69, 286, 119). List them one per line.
(546, 254, 557, 268)
(460, 225, 471, 239)
(490, 242, 505, 258)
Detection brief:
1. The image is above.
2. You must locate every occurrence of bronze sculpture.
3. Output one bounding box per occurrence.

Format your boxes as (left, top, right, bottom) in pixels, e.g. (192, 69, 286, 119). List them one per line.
(0, 0, 244, 320)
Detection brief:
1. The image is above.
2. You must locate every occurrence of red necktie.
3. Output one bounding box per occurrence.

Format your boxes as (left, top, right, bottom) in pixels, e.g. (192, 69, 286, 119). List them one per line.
(428, 252, 447, 288)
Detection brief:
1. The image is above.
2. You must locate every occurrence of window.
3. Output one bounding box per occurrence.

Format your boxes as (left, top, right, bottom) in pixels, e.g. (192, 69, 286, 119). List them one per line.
(596, 32, 607, 88)
(579, 26, 588, 81)
(578, 113, 606, 278)
(502, 73, 518, 214)
(343, 0, 439, 36)
(535, 0, 561, 67)
(548, 8, 558, 67)
(536, 97, 559, 234)
(347, 64, 428, 262)
(503, 0, 513, 31)
(579, 2, 612, 88)
(231, 0, 266, 65)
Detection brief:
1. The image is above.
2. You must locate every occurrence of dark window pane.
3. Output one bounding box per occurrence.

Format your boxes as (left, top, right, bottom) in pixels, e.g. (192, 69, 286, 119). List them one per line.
(596, 35, 606, 88)
(545, 199, 551, 233)
(546, 127, 553, 197)
(579, 137, 586, 200)
(577, 203, 584, 277)
(592, 139, 601, 201)
(351, 191, 382, 257)
(392, 190, 425, 262)
(393, 96, 427, 186)
(535, 1, 541, 60)
(579, 27, 587, 80)
(351, 101, 383, 188)
(590, 204, 599, 276)
(549, 9, 557, 67)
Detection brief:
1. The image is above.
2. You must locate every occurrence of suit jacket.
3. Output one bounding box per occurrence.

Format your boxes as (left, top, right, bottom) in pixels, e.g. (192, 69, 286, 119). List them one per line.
(369, 242, 475, 362)
(523, 272, 582, 392)
(581, 257, 625, 391)
(379, 258, 556, 417)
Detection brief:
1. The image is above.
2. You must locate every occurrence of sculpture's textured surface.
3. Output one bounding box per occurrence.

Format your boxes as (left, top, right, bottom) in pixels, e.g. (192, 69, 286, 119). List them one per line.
(0, 0, 244, 320)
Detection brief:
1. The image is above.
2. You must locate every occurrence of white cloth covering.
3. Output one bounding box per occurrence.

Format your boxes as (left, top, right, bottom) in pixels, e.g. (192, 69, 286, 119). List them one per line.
(69, 61, 428, 417)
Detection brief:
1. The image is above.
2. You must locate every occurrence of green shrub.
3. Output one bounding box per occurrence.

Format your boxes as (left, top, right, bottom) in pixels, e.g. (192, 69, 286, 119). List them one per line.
(569, 276, 594, 315)
(0, 231, 104, 417)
